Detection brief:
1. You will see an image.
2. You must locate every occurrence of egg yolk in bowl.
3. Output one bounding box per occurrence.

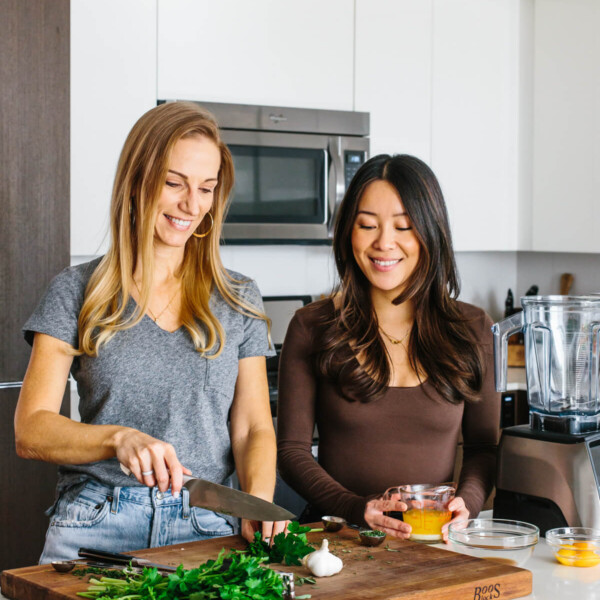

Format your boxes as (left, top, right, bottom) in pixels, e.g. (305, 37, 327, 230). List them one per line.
(555, 541, 600, 567)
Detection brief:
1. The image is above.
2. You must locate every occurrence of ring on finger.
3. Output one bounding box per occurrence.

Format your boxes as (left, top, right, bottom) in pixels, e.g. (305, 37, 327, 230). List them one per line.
(141, 470, 154, 476)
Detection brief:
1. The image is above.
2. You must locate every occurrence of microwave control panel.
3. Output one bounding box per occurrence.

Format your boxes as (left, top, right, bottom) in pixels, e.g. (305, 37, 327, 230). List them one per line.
(344, 151, 366, 187)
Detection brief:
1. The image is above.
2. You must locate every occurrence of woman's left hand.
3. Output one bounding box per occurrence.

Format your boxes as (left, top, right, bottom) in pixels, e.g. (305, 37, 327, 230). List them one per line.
(364, 497, 411, 539)
(441, 496, 469, 543)
(241, 519, 290, 544)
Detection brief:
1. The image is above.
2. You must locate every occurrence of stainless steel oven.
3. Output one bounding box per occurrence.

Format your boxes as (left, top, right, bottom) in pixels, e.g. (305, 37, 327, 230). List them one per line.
(164, 101, 370, 243)
(262, 295, 312, 414)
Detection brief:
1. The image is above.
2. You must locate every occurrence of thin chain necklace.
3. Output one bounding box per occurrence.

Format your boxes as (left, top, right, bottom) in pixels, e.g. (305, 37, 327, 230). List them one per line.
(379, 325, 411, 346)
(133, 279, 179, 323)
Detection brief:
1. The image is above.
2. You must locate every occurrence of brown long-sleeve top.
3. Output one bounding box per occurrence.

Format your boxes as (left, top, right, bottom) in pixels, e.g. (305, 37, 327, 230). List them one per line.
(276, 299, 500, 527)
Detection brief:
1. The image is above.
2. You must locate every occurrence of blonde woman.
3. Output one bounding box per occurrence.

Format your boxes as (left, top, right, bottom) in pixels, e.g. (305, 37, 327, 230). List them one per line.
(15, 102, 284, 562)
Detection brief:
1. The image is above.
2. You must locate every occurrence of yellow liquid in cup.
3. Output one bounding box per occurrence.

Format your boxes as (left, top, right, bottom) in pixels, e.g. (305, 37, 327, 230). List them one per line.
(403, 508, 452, 541)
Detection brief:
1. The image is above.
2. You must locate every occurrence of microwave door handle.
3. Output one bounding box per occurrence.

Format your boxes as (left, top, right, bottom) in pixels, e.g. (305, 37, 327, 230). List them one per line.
(327, 138, 345, 238)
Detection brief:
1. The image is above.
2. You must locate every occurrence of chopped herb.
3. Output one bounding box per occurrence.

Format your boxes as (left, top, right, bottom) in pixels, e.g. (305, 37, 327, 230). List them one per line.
(71, 567, 129, 579)
(360, 529, 385, 537)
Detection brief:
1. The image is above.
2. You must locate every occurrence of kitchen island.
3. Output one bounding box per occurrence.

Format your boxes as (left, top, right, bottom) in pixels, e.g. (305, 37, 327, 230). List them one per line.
(1, 533, 598, 600)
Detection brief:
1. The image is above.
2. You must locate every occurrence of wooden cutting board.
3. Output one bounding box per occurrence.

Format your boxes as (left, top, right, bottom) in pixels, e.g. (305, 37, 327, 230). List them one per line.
(1, 525, 532, 600)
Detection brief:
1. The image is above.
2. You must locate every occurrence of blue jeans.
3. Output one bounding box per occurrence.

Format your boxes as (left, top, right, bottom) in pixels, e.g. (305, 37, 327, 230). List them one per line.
(39, 479, 236, 563)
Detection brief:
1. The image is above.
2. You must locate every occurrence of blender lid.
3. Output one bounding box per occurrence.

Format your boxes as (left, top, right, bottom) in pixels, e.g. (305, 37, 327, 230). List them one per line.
(520, 295, 600, 308)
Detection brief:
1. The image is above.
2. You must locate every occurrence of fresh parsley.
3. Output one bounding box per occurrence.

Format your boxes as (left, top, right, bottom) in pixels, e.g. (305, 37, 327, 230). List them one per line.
(245, 522, 317, 566)
(77, 550, 284, 600)
(77, 522, 319, 599)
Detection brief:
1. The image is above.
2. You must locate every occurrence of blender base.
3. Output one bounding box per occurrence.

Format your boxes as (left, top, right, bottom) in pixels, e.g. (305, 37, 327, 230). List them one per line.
(530, 410, 600, 435)
(493, 489, 568, 537)
(494, 425, 600, 535)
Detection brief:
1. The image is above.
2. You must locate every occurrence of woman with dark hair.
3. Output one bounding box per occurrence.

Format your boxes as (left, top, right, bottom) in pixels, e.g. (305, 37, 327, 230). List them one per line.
(276, 154, 500, 540)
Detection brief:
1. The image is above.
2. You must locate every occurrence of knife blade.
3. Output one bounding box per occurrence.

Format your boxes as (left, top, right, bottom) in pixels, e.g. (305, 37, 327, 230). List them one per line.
(183, 476, 294, 521)
(119, 464, 295, 521)
(78, 548, 177, 572)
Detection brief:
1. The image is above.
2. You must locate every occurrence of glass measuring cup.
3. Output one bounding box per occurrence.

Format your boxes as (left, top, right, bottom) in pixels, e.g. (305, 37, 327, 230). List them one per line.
(384, 482, 456, 543)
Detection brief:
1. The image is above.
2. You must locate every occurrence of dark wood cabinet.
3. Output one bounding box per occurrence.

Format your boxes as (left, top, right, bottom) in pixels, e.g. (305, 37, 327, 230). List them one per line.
(0, 388, 70, 570)
(1, 0, 70, 571)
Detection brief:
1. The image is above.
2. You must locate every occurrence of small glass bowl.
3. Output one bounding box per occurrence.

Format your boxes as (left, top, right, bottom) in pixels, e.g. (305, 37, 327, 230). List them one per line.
(546, 527, 600, 567)
(321, 516, 346, 532)
(358, 529, 386, 546)
(447, 519, 539, 567)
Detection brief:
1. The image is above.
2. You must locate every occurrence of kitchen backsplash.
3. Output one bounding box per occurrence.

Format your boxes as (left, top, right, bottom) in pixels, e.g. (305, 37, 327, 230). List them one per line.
(71, 249, 599, 324)
(517, 252, 600, 300)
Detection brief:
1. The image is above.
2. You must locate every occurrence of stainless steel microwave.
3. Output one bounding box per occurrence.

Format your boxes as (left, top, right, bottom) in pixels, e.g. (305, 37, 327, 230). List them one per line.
(162, 101, 370, 244)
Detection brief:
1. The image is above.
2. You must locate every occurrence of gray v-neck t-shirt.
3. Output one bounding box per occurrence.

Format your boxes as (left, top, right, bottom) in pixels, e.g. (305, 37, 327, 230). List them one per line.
(23, 258, 275, 495)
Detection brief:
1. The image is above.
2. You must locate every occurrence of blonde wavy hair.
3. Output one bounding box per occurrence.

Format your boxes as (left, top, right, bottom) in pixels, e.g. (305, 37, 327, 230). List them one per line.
(77, 101, 269, 357)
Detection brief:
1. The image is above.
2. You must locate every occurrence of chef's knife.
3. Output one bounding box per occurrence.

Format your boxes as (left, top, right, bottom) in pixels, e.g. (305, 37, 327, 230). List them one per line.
(78, 548, 177, 572)
(120, 464, 294, 521)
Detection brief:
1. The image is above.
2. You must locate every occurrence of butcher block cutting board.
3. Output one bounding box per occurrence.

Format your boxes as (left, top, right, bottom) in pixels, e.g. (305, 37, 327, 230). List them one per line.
(1, 525, 532, 600)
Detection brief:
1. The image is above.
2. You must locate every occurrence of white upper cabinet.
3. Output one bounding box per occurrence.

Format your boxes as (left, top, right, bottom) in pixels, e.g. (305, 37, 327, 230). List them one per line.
(71, 0, 157, 256)
(70, 0, 598, 256)
(355, 0, 524, 252)
(354, 0, 433, 162)
(532, 0, 600, 253)
(430, 0, 522, 252)
(157, 0, 354, 110)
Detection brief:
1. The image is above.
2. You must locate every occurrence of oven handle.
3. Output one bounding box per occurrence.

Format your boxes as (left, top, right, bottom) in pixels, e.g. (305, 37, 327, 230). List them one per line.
(327, 137, 345, 238)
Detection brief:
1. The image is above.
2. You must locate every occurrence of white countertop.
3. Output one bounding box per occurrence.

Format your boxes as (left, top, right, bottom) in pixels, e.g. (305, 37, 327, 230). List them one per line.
(2, 538, 599, 600)
(433, 538, 600, 600)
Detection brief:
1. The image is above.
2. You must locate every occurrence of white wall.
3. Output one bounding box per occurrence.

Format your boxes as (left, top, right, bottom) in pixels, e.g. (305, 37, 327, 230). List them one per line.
(72, 248, 518, 323)
(219, 245, 337, 298)
(455, 252, 517, 322)
(516, 252, 600, 299)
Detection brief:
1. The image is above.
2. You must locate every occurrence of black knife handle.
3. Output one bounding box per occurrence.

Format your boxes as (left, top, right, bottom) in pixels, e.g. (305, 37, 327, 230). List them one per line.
(78, 547, 136, 563)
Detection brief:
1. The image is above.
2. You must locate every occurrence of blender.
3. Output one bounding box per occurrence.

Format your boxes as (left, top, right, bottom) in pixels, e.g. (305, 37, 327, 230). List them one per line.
(492, 296, 600, 535)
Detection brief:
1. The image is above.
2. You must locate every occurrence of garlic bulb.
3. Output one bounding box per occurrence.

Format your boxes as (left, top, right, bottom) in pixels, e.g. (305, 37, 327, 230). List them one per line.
(303, 539, 343, 577)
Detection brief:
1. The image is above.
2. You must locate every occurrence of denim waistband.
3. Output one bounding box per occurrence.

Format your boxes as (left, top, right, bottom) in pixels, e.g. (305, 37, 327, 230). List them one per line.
(81, 478, 192, 517)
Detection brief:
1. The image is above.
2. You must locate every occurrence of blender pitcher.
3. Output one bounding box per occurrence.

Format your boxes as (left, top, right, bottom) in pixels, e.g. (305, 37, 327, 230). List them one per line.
(493, 296, 600, 434)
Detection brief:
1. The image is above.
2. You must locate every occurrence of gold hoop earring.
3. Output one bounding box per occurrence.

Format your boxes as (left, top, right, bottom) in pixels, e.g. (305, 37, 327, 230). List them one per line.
(192, 212, 214, 238)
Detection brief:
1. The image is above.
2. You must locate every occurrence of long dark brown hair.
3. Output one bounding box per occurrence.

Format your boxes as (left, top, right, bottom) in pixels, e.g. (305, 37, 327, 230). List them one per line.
(313, 154, 484, 404)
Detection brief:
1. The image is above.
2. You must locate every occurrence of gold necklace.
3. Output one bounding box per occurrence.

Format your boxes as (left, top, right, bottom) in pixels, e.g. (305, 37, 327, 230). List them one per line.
(133, 279, 179, 323)
(379, 326, 411, 346)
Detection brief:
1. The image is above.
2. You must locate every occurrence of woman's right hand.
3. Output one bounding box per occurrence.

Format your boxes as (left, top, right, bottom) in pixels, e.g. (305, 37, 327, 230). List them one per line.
(364, 497, 411, 539)
(113, 428, 191, 496)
